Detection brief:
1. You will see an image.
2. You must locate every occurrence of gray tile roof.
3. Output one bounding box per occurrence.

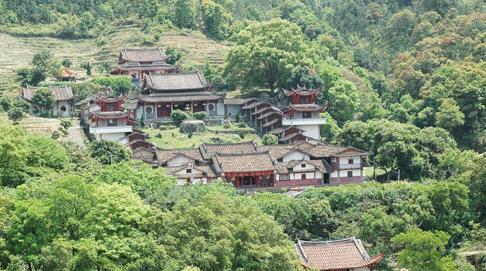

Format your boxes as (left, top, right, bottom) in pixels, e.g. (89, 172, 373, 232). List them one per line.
(145, 72, 210, 91)
(23, 86, 74, 101)
(120, 48, 167, 62)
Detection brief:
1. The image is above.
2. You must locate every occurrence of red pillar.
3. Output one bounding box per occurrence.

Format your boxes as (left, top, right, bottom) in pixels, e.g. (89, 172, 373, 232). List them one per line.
(255, 176, 260, 188)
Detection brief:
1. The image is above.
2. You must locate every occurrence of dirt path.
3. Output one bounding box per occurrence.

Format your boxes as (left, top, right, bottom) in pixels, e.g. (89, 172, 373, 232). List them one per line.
(65, 119, 88, 148)
(20, 116, 87, 148)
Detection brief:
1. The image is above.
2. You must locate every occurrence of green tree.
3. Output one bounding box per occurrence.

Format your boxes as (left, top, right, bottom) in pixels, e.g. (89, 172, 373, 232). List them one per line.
(320, 112, 341, 143)
(391, 228, 457, 271)
(201, 0, 230, 40)
(31, 88, 55, 117)
(338, 120, 458, 180)
(92, 76, 131, 95)
(88, 140, 131, 165)
(7, 107, 24, 123)
(223, 19, 316, 91)
(160, 191, 301, 270)
(262, 134, 278, 145)
(174, 0, 195, 28)
(327, 80, 360, 124)
(435, 98, 465, 131)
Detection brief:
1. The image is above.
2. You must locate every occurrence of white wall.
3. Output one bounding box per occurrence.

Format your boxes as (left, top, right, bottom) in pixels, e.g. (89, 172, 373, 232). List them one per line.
(291, 172, 321, 180)
(53, 101, 71, 117)
(337, 169, 362, 177)
(216, 101, 225, 116)
(298, 124, 320, 139)
(167, 156, 194, 167)
(338, 156, 362, 165)
(291, 162, 316, 172)
(226, 105, 241, 117)
(282, 151, 310, 162)
(96, 132, 126, 143)
(133, 149, 154, 160)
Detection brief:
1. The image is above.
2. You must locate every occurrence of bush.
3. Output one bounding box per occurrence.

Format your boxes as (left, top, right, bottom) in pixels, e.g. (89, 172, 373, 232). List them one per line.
(262, 134, 278, 145)
(193, 111, 208, 120)
(171, 110, 192, 127)
(60, 118, 72, 129)
(92, 76, 131, 95)
(8, 107, 24, 123)
(237, 122, 247, 128)
(89, 140, 131, 165)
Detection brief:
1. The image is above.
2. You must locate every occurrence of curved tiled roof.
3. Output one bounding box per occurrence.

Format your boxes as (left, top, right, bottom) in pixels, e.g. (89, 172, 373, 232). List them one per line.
(23, 86, 74, 101)
(120, 47, 167, 62)
(214, 151, 275, 173)
(200, 141, 259, 159)
(295, 237, 383, 270)
(145, 72, 210, 91)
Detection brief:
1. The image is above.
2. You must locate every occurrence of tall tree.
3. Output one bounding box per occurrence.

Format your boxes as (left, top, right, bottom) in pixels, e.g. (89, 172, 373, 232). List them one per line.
(391, 228, 457, 271)
(31, 88, 55, 117)
(223, 19, 316, 91)
(174, 0, 195, 28)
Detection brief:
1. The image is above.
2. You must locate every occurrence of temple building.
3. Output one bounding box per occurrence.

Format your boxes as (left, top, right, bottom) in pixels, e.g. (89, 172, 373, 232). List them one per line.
(136, 71, 225, 121)
(136, 140, 367, 188)
(282, 88, 327, 140)
(22, 86, 74, 117)
(111, 48, 178, 85)
(87, 95, 134, 143)
(238, 88, 327, 143)
(295, 238, 383, 271)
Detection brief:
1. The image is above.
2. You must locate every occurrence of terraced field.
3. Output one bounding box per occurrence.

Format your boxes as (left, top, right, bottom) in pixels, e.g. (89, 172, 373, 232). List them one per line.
(0, 27, 229, 94)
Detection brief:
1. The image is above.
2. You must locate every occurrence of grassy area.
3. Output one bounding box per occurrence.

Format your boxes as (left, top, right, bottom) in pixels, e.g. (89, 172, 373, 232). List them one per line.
(0, 26, 229, 94)
(145, 127, 261, 149)
(363, 167, 387, 180)
(207, 124, 255, 132)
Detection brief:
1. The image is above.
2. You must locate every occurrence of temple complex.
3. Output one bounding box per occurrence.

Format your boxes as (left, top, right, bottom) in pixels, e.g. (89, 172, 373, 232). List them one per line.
(22, 86, 74, 117)
(111, 48, 178, 85)
(136, 71, 225, 121)
(282, 88, 327, 140)
(87, 95, 134, 143)
(133, 140, 367, 188)
(295, 238, 383, 271)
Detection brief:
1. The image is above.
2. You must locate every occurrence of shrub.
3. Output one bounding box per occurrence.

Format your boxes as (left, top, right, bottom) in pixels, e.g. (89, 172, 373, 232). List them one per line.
(193, 111, 208, 120)
(60, 118, 72, 129)
(171, 110, 192, 127)
(262, 134, 278, 145)
(237, 122, 247, 128)
(89, 140, 131, 165)
(92, 76, 131, 95)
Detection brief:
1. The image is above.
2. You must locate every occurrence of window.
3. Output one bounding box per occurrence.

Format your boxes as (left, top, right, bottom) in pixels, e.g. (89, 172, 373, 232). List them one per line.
(303, 112, 312, 119)
(348, 159, 354, 164)
(277, 158, 283, 162)
(279, 174, 290, 181)
(301, 163, 306, 168)
(301, 96, 309, 103)
(107, 119, 118, 127)
(186, 169, 192, 174)
(145, 107, 153, 114)
(301, 174, 306, 180)
(106, 103, 116, 111)
(347, 171, 353, 177)
(60, 105, 67, 112)
(208, 103, 216, 111)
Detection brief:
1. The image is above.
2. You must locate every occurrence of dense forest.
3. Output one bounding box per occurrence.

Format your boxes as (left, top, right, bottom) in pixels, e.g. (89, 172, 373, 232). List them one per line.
(0, 0, 485, 270)
(0, 117, 485, 270)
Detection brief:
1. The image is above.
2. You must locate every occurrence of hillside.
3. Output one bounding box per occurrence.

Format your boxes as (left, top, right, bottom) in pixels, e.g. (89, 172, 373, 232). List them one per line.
(0, 27, 228, 93)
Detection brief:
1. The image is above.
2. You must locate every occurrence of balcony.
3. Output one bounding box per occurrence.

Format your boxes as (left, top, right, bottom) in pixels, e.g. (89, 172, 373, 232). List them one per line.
(89, 125, 133, 135)
(282, 118, 327, 126)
